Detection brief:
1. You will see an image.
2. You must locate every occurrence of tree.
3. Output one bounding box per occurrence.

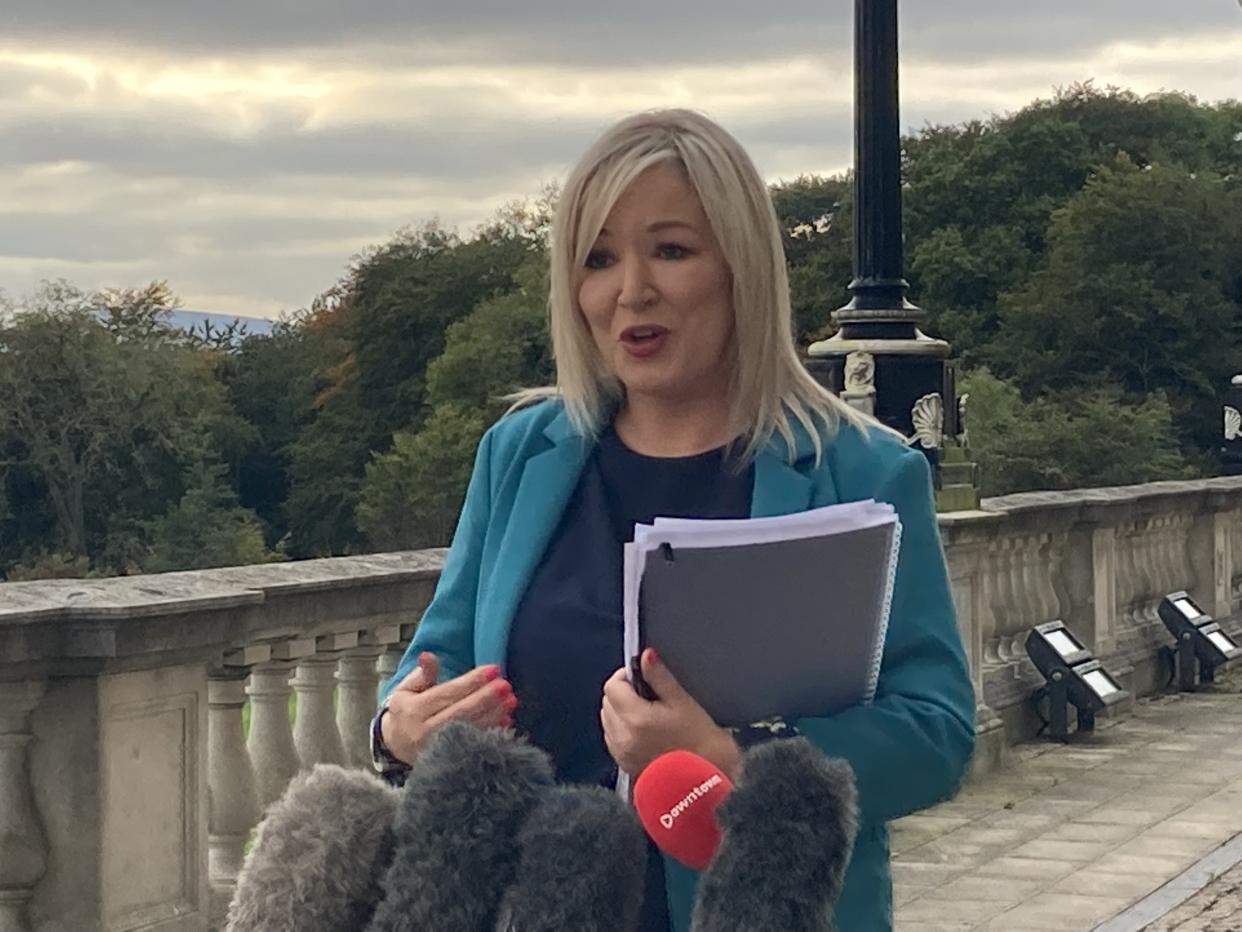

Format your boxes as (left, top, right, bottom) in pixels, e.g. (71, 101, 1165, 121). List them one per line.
(959, 369, 1194, 497)
(0, 281, 266, 577)
(355, 254, 553, 551)
(144, 456, 280, 572)
(356, 405, 488, 550)
(989, 158, 1242, 454)
(771, 175, 853, 343)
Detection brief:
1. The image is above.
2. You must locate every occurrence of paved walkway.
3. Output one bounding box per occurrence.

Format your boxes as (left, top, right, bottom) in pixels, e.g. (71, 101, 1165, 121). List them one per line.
(891, 666, 1242, 932)
(1142, 859, 1242, 931)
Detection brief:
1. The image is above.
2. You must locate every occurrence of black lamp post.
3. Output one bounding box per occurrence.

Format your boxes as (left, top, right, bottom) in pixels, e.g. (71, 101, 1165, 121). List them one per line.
(806, 0, 977, 510)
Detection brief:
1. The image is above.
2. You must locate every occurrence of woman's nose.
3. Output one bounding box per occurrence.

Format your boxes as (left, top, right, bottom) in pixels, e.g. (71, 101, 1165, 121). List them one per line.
(616, 256, 655, 310)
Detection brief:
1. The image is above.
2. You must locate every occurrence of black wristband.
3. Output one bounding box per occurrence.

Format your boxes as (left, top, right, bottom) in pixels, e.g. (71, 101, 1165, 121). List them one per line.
(370, 703, 411, 780)
(730, 716, 799, 750)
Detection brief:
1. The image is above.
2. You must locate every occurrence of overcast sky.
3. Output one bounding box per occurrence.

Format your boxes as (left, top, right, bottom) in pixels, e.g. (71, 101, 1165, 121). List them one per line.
(3, 2, 1240, 318)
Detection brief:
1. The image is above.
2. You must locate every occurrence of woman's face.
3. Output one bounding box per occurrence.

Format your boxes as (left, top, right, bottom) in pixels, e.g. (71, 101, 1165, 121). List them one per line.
(577, 162, 735, 408)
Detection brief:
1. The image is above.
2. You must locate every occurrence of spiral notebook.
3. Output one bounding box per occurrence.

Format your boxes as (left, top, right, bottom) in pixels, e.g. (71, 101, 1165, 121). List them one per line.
(616, 500, 901, 798)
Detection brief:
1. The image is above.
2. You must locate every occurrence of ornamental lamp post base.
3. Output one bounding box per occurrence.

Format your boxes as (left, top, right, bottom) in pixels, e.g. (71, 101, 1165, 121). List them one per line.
(805, 329, 980, 513)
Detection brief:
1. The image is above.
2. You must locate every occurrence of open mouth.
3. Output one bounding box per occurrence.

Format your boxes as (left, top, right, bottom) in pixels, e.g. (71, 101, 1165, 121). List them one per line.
(620, 325, 669, 358)
(621, 325, 668, 344)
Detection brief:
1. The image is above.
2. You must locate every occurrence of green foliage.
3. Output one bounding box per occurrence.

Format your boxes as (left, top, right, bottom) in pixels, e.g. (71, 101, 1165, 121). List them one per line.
(425, 255, 553, 415)
(281, 221, 540, 558)
(144, 456, 281, 573)
(960, 369, 1195, 497)
(989, 158, 1242, 452)
(0, 281, 272, 579)
(5, 86, 1240, 579)
(770, 175, 853, 343)
(356, 404, 488, 550)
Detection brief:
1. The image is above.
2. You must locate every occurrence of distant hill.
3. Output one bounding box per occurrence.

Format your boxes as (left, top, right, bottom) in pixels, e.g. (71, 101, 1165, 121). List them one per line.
(167, 309, 277, 338)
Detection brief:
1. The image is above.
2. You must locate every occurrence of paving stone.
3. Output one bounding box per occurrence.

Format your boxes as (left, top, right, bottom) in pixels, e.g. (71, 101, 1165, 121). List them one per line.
(1110, 832, 1222, 861)
(1090, 850, 1200, 878)
(983, 893, 1135, 929)
(1043, 821, 1142, 844)
(1048, 867, 1168, 900)
(1142, 818, 1241, 843)
(1009, 837, 1124, 863)
(893, 895, 1006, 923)
(893, 667, 1242, 931)
(914, 875, 1046, 909)
(1140, 860, 1242, 932)
(971, 855, 1081, 883)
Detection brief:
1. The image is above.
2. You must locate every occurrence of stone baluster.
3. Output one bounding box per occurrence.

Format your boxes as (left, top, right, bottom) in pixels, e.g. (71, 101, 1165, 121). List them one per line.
(1035, 533, 1063, 626)
(1175, 513, 1197, 595)
(376, 648, 402, 685)
(208, 666, 262, 924)
(992, 539, 1018, 662)
(979, 546, 1004, 666)
(1231, 510, 1242, 609)
(1091, 524, 1119, 656)
(1116, 522, 1140, 629)
(247, 638, 314, 807)
(291, 634, 358, 770)
(1138, 515, 1161, 625)
(1137, 515, 1161, 624)
(374, 622, 414, 690)
(337, 644, 382, 768)
(1209, 504, 1236, 618)
(0, 680, 48, 932)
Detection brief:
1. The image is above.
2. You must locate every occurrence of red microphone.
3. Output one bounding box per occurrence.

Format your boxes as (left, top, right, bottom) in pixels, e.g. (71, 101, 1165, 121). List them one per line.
(632, 750, 733, 870)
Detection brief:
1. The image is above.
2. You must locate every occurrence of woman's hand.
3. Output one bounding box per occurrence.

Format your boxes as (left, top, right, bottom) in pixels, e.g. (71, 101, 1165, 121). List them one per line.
(380, 652, 517, 765)
(601, 648, 740, 780)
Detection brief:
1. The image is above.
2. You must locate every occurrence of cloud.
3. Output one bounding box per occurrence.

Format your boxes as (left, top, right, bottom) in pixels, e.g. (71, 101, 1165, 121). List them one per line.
(1, 2, 1240, 315)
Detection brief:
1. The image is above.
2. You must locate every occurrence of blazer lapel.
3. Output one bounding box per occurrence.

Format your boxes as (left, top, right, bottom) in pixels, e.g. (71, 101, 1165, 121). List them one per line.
(750, 423, 840, 517)
(476, 410, 592, 666)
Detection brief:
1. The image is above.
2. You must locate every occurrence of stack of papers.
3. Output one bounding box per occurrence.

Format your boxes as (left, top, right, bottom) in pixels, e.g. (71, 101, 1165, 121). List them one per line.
(617, 499, 902, 797)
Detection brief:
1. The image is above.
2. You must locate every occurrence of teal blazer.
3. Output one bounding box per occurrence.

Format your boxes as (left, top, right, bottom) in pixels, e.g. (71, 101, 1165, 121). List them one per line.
(382, 399, 975, 932)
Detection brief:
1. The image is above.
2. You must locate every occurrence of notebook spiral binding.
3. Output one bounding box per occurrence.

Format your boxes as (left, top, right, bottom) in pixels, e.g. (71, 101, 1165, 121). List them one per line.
(863, 519, 903, 704)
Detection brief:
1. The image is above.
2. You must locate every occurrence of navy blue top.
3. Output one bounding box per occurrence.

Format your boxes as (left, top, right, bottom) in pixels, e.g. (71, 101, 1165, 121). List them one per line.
(506, 426, 753, 932)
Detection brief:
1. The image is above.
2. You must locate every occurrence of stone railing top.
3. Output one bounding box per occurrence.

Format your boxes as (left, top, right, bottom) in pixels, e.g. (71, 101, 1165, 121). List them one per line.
(0, 550, 446, 627)
(981, 477, 1242, 516)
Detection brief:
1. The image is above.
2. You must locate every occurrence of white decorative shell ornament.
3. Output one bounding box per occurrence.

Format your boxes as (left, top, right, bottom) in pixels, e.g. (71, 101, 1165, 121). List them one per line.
(910, 393, 944, 450)
(1225, 406, 1241, 441)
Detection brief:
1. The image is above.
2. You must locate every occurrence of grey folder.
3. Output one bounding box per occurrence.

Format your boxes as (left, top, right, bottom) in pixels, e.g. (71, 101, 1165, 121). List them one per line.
(636, 520, 899, 728)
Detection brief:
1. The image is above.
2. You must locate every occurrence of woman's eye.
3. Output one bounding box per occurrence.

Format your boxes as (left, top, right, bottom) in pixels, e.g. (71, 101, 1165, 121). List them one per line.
(584, 249, 613, 269)
(657, 242, 690, 260)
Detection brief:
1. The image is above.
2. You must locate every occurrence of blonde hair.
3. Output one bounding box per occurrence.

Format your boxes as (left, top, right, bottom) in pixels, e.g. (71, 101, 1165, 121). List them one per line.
(514, 108, 872, 463)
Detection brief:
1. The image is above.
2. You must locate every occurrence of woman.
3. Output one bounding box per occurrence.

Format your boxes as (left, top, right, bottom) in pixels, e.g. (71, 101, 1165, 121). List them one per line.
(372, 109, 975, 931)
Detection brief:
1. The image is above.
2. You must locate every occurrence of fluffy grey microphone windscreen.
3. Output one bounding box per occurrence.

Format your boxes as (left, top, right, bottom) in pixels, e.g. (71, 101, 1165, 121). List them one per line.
(365, 722, 555, 932)
(225, 764, 400, 932)
(496, 784, 648, 932)
(690, 739, 859, 932)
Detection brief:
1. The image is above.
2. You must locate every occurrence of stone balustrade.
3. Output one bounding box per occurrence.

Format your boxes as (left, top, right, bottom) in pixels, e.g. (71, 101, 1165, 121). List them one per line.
(3, 479, 1242, 930)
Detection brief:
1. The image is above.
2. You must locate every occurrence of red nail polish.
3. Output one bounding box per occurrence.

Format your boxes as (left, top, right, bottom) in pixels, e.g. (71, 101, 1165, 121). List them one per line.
(482, 665, 502, 682)
(492, 679, 513, 697)
(502, 693, 518, 712)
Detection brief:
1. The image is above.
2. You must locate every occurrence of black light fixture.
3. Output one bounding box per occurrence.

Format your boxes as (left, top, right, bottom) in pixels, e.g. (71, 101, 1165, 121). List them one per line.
(1025, 621, 1129, 742)
(1158, 592, 1242, 691)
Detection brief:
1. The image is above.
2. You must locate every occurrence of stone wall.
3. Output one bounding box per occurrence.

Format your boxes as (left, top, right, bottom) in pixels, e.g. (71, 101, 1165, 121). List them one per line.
(3, 479, 1242, 930)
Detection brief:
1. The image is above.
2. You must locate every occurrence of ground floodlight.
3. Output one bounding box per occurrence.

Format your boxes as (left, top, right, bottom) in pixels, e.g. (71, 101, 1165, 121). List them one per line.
(1025, 621, 1129, 742)
(1158, 592, 1242, 691)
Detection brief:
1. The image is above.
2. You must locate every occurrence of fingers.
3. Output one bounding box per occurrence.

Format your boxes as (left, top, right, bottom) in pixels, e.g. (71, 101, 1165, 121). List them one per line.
(600, 700, 629, 765)
(603, 667, 646, 717)
(432, 677, 517, 730)
(417, 651, 439, 688)
(418, 664, 505, 717)
(394, 654, 429, 693)
(640, 648, 688, 703)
